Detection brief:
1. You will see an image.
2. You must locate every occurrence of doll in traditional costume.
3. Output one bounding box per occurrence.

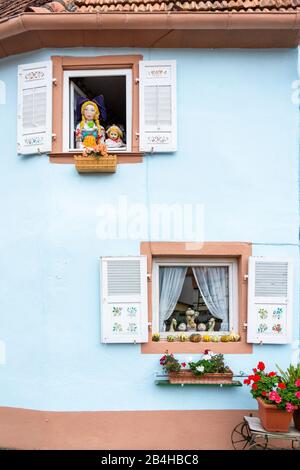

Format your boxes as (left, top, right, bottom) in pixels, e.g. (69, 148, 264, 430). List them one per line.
(75, 96, 106, 150)
(105, 125, 125, 148)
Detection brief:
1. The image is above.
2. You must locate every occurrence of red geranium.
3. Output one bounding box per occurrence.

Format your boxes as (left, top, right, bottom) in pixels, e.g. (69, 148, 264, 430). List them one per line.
(278, 383, 286, 390)
(244, 361, 300, 412)
(159, 355, 166, 365)
(257, 361, 265, 371)
(159, 352, 181, 373)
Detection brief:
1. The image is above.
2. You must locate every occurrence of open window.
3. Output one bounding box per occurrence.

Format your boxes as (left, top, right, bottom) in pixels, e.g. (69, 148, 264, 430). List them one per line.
(63, 69, 132, 153)
(152, 258, 238, 338)
(17, 56, 178, 157)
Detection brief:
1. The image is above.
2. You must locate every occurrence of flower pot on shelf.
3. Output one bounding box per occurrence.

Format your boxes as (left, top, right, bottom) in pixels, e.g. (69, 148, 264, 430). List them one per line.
(257, 397, 293, 432)
(74, 155, 117, 173)
(293, 408, 300, 431)
(168, 369, 233, 384)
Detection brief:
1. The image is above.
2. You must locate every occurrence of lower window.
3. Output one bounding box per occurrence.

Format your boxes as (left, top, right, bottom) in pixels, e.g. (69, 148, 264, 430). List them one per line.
(152, 258, 238, 337)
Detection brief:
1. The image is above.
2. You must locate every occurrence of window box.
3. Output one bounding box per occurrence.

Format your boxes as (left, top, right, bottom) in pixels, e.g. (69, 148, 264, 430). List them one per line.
(155, 376, 242, 387)
(74, 154, 117, 173)
(168, 369, 234, 385)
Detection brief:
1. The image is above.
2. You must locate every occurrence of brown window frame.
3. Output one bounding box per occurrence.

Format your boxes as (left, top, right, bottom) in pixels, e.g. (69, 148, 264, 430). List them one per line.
(140, 241, 253, 355)
(50, 55, 144, 165)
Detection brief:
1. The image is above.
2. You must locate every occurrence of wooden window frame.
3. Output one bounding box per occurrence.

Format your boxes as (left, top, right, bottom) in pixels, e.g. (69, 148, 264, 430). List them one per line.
(63, 68, 132, 154)
(152, 257, 238, 338)
(50, 55, 144, 165)
(140, 241, 253, 354)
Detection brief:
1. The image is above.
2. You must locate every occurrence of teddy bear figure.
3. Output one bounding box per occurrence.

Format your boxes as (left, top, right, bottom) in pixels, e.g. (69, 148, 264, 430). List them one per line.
(185, 308, 199, 331)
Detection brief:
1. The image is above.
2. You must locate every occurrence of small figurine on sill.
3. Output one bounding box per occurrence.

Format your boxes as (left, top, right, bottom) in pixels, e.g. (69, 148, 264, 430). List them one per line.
(75, 96, 106, 150)
(105, 125, 125, 148)
(197, 323, 207, 332)
(207, 317, 216, 332)
(177, 322, 187, 332)
(185, 308, 199, 331)
(168, 318, 177, 332)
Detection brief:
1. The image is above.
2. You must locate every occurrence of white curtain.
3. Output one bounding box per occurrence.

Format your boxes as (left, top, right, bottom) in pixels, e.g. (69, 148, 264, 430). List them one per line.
(192, 267, 229, 331)
(159, 267, 187, 331)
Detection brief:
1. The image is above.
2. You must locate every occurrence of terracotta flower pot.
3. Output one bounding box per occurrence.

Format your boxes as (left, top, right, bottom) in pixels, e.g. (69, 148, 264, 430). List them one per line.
(257, 397, 293, 432)
(293, 408, 300, 431)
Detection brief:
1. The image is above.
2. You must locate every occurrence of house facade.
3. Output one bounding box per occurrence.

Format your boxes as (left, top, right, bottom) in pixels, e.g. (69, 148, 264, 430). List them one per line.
(0, 0, 299, 450)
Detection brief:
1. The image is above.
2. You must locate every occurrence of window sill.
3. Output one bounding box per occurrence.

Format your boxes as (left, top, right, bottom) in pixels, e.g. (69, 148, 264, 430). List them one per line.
(141, 337, 252, 355)
(49, 152, 144, 165)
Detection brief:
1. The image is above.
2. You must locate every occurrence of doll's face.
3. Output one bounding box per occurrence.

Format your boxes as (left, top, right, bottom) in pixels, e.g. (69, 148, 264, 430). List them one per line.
(84, 104, 96, 121)
(109, 130, 119, 140)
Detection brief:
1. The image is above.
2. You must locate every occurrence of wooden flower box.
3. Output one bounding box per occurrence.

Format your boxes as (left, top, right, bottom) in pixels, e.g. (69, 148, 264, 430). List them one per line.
(168, 369, 233, 384)
(74, 155, 117, 173)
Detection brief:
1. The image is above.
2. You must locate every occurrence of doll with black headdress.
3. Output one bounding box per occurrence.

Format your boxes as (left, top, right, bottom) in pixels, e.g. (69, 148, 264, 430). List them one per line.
(75, 96, 107, 150)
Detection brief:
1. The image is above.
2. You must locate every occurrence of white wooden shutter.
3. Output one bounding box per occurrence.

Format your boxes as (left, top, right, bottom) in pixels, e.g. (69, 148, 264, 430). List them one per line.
(100, 256, 148, 343)
(17, 61, 53, 155)
(247, 257, 293, 344)
(70, 81, 86, 150)
(139, 60, 177, 153)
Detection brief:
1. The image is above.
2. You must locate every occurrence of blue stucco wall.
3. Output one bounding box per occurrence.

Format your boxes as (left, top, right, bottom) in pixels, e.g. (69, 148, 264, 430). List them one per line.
(0, 47, 299, 411)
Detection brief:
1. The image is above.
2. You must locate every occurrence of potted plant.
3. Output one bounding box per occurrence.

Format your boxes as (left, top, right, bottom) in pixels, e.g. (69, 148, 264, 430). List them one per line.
(276, 363, 300, 431)
(244, 361, 300, 432)
(74, 143, 117, 173)
(160, 350, 233, 384)
(159, 352, 182, 376)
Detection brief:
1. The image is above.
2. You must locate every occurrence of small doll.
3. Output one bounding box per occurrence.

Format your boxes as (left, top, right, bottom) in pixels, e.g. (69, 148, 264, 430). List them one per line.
(75, 96, 106, 150)
(105, 125, 125, 148)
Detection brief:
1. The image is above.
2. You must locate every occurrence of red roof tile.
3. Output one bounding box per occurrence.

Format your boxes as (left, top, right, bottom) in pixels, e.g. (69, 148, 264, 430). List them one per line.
(1, 0, 300, 20)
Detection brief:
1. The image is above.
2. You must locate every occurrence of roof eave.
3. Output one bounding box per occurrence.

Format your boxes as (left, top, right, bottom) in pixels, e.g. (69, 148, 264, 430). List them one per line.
(1, 12, 300, 55)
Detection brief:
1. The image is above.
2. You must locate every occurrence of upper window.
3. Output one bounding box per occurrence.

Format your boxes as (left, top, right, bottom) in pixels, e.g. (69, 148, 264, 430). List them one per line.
(152, 258, 238, 337)
(17, 57, 177, 156)
(63, 69, 132, 153)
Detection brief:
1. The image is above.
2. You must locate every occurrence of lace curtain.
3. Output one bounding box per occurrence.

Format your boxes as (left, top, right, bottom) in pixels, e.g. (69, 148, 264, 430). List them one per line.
(192, 266, 229, 331)
(159, 267, 188, 331)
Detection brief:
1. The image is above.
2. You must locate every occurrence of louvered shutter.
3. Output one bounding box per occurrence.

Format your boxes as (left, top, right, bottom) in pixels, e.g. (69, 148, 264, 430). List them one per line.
(247, 257, 293, 344)
(0, 80, 5, 105)
(139, 60, 177, 152)
(100, 257, 148, 343)
(17, 61, 53, 155)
